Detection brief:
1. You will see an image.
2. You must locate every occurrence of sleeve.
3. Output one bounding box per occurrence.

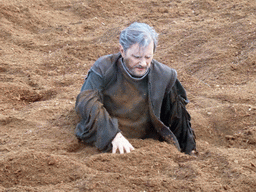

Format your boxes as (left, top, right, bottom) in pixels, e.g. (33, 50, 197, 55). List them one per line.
(75, 70, 120, 151)
(160, 79, 196, 154)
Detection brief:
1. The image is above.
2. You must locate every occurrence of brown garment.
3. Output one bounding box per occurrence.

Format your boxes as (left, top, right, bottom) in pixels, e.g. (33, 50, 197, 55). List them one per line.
(103, 59, 154, 139)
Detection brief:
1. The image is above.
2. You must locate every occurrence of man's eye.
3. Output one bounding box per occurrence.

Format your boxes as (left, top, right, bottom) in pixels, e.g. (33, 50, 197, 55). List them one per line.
(133, 55, 140, 59)
(145, 56, 151, 59)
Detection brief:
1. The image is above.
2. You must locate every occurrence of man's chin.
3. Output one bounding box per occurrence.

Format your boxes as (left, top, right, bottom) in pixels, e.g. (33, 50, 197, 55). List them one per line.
(132, 71, 146, 77)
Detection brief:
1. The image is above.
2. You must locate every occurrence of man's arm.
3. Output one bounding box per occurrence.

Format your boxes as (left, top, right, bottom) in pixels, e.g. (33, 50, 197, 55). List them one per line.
(75, 70, 134, 153)
(161, 79, 196, 154)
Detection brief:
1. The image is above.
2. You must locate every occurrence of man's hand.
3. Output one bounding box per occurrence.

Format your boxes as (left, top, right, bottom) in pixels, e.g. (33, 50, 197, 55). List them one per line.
(111, 132, 135, 154)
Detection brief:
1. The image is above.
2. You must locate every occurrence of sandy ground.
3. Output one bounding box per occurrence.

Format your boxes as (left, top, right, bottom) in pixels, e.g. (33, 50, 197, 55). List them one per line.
(0, 0, 256, 191)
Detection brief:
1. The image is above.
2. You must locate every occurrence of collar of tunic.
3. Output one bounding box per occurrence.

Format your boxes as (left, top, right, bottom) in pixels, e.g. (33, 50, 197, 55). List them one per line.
(120, 58, 150, 81)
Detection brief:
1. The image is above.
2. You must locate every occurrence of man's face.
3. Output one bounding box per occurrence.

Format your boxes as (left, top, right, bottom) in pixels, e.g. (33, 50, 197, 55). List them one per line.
(120, 41, 154, 77)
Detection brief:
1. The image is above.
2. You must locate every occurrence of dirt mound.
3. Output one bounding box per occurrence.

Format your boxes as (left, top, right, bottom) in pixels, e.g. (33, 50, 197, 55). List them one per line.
(0, 0, 255, 191)
(0, 151, 89, 188)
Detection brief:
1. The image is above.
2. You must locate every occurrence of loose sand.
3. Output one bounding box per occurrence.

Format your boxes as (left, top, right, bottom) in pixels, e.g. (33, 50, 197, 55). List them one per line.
(0, 0, 255, 191)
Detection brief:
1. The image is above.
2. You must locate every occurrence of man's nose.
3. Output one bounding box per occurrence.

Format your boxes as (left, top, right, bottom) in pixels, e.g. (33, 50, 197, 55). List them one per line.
(140, 59, 147, 67)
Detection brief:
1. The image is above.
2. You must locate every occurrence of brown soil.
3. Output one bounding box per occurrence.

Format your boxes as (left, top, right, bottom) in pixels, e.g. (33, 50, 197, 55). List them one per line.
(0, 0, 255, 191)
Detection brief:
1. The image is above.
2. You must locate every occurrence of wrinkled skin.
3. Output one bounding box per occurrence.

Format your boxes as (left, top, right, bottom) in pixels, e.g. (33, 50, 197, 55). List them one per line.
(120, 41, 153, 77)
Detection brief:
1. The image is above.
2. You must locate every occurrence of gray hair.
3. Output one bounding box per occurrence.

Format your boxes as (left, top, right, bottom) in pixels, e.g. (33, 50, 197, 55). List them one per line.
(119, 22, 158, 53)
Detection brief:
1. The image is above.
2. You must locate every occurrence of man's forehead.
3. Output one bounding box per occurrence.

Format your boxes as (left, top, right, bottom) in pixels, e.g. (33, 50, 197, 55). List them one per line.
(128, 42, 153, 55)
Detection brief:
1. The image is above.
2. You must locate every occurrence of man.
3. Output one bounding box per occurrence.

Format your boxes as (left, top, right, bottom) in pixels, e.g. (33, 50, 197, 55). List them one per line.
(75, 22, 196, 154)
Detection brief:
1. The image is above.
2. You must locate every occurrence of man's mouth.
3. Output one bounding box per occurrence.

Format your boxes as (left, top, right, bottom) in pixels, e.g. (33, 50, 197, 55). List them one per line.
(136, 66, 146, 70)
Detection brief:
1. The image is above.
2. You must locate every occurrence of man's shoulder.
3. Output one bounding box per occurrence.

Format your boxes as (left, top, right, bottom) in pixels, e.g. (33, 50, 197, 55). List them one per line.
(151, 59, 177, 80)
(91, 53, 121, 77)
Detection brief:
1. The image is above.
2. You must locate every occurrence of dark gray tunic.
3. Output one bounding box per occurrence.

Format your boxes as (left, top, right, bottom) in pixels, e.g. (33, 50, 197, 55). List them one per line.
(103, 60, 154, 139)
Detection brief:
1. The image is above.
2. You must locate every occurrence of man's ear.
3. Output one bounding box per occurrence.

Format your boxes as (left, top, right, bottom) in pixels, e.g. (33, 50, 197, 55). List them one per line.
(119, 44, 125, 57)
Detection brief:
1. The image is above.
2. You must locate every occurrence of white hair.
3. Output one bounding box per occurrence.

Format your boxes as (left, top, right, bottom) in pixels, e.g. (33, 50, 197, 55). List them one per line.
(119, 22, 158, 53)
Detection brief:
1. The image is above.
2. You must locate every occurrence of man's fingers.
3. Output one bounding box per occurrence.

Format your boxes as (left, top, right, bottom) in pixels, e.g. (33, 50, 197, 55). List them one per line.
(112, 145, 117, 154)
(124, 142, 135, 153)
(111, 133, 135, 154)
(127, 142, 135, 152)
(119, 146, 124, 154)
(125, 147, 131, 153)
(112, 144, 135, 154)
